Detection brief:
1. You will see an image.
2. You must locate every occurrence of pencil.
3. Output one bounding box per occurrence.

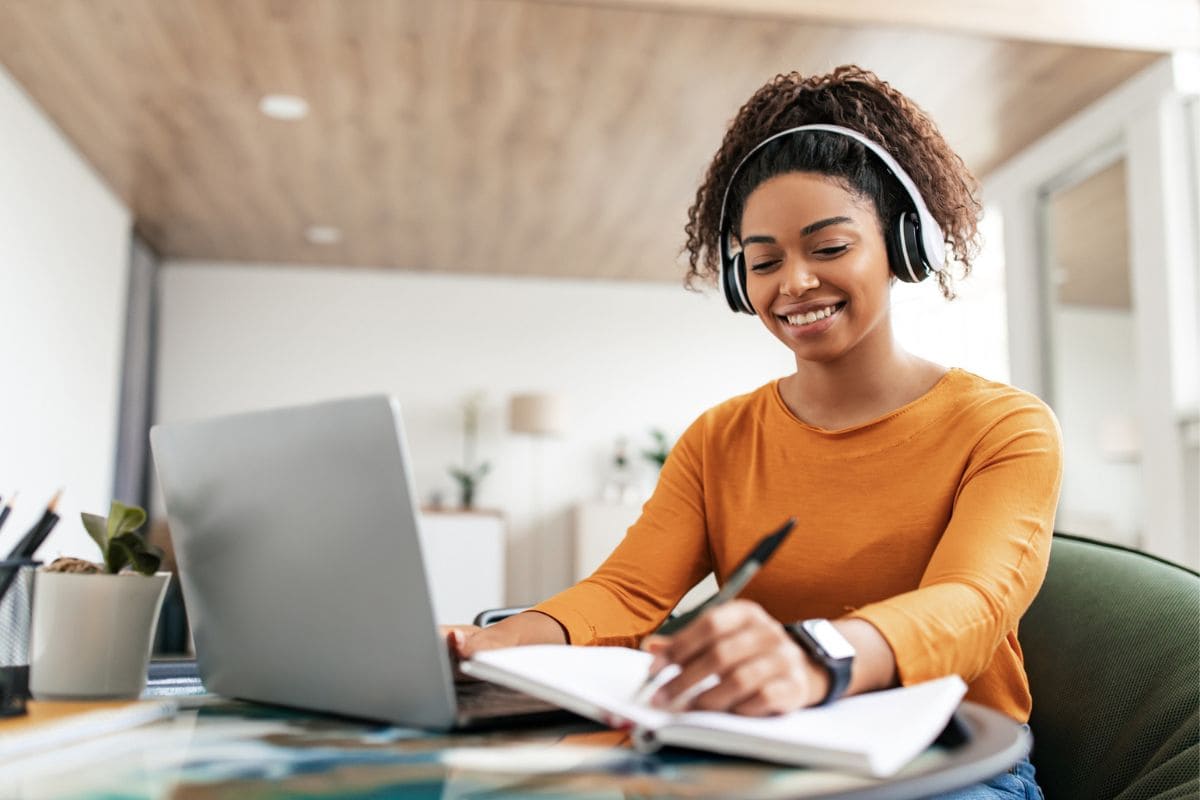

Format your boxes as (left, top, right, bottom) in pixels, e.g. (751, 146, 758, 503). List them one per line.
(0, 493, 12, 534)
(0, 491, 62, 606)
(4, 489, 61, 561)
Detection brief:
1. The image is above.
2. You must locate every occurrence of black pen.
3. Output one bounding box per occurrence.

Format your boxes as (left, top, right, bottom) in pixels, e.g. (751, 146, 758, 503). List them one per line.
(657, 517, 796, 635)
(634, 517, 796, 699)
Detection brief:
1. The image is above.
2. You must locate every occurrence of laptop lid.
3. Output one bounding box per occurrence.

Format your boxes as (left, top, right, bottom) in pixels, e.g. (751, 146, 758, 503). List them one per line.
(150, 395, 459, 730)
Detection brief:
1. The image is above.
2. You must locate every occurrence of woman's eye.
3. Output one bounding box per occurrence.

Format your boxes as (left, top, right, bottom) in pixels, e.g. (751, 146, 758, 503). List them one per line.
(814, 245, 849, 257)
(749, 260, 781, 272)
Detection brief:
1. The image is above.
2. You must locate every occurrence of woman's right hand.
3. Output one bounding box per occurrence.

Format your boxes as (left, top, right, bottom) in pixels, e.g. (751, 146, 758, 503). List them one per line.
(442, 611, 569, 669)
(442, 623, 519, 663)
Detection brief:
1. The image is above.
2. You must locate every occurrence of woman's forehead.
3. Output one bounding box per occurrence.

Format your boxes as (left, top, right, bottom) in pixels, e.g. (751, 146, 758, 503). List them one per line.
(740, 172, 876, 229)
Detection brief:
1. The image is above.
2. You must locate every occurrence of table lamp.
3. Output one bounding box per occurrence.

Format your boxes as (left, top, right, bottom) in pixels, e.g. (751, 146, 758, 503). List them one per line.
(509, 392, 566, 600)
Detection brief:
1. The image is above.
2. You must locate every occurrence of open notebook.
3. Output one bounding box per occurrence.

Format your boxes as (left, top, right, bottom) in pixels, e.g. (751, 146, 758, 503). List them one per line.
(462, 645, 966, 778)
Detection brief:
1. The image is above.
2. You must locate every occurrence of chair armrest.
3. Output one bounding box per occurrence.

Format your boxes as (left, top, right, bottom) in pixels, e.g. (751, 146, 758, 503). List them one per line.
(472, 606, 530, 627)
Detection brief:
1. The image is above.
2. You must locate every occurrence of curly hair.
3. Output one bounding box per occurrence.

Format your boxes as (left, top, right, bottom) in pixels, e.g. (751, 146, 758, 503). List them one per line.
(683, 65, 981, 300)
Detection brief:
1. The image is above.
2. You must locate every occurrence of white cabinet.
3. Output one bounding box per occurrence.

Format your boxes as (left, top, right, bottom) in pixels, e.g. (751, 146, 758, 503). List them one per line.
(573, 500, 716, 612)
(417, 510, 505, 625)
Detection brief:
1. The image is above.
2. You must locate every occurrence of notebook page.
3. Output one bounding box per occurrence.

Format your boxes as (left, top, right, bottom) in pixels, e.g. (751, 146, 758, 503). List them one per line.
(664, 675, 966, 776)
(467, 646, 965, 776)
(465, 646, 673, 729)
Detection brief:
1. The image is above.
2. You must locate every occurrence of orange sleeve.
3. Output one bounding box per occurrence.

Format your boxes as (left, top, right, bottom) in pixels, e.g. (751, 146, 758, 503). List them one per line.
(532, 415, 713, 647)
(850, 400, 1062, 685)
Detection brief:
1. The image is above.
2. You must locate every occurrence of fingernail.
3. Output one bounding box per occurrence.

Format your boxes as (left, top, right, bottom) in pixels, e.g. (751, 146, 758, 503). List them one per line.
(451, 630, 463, 647)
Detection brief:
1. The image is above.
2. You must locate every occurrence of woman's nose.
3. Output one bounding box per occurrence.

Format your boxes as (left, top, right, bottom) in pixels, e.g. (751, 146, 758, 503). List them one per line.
(780, 260, 820, 296)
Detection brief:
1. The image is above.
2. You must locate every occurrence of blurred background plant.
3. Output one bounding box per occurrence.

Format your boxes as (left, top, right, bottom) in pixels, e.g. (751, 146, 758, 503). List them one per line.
(448, 391, 490, 509)
(641, 428, 671, 471)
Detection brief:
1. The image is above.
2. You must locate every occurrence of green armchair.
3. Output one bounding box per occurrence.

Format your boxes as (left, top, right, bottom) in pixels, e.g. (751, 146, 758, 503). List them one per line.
(1021, 533, 1199, 799)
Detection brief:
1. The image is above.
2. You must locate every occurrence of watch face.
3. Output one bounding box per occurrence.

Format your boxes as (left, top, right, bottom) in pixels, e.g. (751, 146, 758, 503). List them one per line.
(802, 619, 856, 660)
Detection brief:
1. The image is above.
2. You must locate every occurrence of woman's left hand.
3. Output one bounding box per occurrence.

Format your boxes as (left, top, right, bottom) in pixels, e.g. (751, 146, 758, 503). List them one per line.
(641, 599, 829, 716)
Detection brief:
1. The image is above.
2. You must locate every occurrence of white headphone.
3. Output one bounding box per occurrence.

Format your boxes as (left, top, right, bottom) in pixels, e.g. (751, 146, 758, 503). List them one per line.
(717, 124, 946, 315)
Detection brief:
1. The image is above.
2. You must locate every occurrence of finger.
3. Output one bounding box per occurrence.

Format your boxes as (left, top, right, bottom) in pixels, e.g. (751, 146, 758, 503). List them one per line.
(641, 635, 668, 652)
(443, 625, 484, 659)
(690, 644, 802, 712)
(662, 597, 782, 681)
(662, 601, 772, 667)
(731, 676, 807, 716)
(652, 624, 776, 707)
(448, 629, 467, 659)
(641, 636, 670, 673)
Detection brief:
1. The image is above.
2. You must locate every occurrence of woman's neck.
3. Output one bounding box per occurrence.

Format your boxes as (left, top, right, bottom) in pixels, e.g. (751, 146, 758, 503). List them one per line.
(783, 339, 946, 431)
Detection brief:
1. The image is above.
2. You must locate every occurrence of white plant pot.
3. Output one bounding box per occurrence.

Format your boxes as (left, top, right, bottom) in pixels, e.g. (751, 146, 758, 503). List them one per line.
(30, 571, 171, 700)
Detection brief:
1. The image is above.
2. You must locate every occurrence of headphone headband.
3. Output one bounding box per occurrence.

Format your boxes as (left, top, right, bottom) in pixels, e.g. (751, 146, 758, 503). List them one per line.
(717, 124, 946, 274)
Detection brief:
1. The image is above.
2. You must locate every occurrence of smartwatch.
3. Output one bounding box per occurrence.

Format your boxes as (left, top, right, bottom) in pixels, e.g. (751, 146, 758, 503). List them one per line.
(785, 618, 855, 706)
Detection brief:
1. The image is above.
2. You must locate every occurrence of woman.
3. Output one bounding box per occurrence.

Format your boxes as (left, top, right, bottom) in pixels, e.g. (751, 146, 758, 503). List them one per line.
(449, 65, 1061, 798)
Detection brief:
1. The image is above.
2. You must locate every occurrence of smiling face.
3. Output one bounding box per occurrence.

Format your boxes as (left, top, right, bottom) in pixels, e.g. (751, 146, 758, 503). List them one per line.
(739, 171, 894, 367)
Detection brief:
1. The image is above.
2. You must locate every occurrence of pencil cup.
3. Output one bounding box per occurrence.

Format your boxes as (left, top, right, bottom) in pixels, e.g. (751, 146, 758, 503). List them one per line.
(0, 559, 39, 716)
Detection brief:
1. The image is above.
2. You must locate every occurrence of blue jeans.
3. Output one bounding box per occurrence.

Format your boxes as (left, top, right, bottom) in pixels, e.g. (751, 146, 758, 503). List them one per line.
(923, 727, 1044, 800)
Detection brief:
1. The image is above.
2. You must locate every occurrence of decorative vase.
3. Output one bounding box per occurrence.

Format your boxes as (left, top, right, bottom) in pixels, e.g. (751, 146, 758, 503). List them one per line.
(29, 571, 171, 700)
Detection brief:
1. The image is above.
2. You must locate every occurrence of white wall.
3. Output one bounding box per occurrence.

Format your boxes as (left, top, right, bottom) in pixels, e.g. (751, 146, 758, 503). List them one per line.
(0, 64, 131, 562)
(892, 208, 1009, 384)
(155, 256, 1009, 605)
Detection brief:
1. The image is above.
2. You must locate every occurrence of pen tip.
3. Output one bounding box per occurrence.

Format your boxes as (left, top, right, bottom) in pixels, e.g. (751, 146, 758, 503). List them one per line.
(48, 488, 63, 512)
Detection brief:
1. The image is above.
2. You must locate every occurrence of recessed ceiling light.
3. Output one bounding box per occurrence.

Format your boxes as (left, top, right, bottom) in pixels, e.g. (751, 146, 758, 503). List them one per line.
(305, 225, 342, 245)
(259, 94, 309, 120)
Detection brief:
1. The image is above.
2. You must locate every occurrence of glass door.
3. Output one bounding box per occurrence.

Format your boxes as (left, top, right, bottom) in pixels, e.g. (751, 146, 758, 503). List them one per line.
(1039, 151, 1144, 548)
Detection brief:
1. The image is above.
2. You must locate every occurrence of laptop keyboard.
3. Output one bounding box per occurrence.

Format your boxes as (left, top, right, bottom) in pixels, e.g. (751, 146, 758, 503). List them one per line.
(147, 659, 564, 723)
(454, 678, 561, 718)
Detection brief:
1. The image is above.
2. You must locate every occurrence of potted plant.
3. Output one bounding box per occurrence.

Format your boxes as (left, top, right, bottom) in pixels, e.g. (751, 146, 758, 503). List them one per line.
(641, 428, 672, 471)
(29, 501, 170, 700)
(448, 392, 491, 509)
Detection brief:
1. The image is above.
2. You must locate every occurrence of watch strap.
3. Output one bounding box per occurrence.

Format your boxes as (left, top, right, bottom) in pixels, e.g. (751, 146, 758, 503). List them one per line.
(786, 620, 854, 706)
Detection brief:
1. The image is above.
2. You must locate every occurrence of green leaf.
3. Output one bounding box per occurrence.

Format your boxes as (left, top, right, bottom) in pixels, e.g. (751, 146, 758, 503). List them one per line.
(106, 501, 147, 541)
(81, 512, 109, 552)
(104, 535, 132, 574)
(134, 542, 165, 576)
(110, 532, 162, 575)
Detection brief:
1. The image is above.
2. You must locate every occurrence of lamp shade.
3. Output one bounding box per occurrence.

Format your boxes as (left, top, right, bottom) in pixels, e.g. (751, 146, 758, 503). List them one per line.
(509, 393, 566, 436)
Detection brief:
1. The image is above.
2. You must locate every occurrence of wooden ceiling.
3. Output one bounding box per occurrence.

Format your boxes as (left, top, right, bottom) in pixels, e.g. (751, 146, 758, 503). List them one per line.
(0, 0, 1164, 282)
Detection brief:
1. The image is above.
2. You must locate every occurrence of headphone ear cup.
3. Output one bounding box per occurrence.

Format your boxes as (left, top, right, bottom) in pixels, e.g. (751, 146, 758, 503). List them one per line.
(732, 252, 754, 314)
(722, 251, 754, 314)
(888, 211, 931, 283)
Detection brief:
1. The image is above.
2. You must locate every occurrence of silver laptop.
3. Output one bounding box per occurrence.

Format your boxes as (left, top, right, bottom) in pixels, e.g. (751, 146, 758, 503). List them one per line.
(150, 395, 561, 730)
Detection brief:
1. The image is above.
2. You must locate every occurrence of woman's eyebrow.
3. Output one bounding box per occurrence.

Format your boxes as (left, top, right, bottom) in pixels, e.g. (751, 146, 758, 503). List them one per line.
(741, 216, 856, 245)
(799, 216, 854, 236)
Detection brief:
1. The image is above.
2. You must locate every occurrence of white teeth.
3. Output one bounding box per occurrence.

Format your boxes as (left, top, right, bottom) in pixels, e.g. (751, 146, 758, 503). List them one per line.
(784, 304, 839, 326)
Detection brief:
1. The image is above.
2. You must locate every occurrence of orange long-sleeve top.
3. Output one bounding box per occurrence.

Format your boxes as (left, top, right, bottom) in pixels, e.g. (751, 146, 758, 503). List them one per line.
(533, 368, 1063, 722)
